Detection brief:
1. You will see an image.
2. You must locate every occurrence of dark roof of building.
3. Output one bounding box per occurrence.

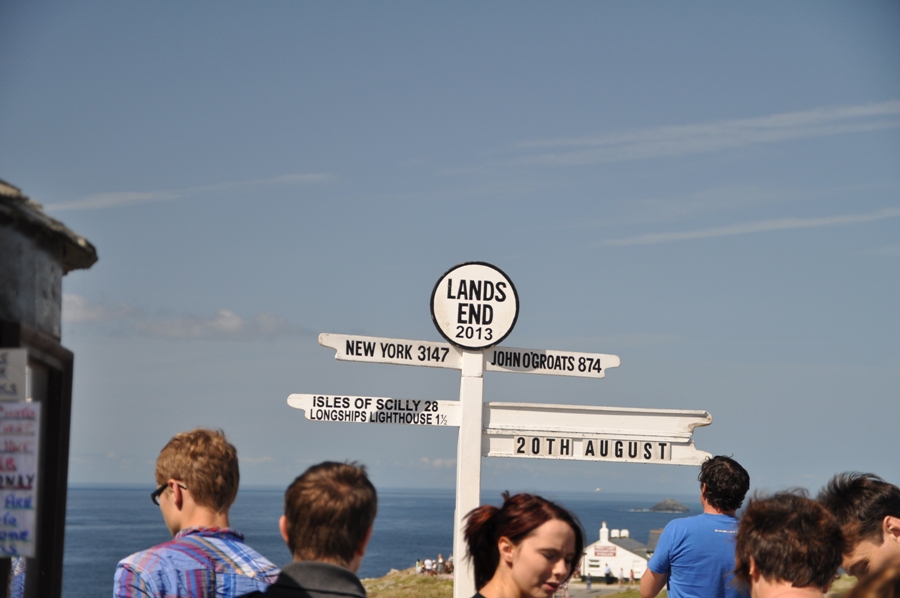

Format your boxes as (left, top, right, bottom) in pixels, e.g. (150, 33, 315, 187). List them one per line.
(646, 529, 663, 553)
(609, 537, 650, 560)
(0, 179, 97, 272)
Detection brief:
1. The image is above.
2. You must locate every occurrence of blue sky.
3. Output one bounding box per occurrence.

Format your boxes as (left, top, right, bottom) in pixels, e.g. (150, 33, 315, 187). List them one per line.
(1, 2, 898, 496)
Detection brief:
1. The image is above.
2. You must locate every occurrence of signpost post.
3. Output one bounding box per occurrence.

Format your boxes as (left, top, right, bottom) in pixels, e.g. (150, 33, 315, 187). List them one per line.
(287, 262, 713, 598)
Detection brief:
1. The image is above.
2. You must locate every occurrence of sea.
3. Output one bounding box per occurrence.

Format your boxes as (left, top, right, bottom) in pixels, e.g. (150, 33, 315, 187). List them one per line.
(62, 486, 700, 597)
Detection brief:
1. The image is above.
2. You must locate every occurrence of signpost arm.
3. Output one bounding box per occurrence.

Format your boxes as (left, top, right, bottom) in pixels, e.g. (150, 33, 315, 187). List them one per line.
(453, 350, 484, 598)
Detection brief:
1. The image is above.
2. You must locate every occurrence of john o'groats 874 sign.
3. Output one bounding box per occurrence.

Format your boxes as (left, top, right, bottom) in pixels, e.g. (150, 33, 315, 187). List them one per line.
(430, 262, 519, 350)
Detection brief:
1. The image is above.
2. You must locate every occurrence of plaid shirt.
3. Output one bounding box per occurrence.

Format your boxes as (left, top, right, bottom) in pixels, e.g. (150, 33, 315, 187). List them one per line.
(114, 527, 279, 598)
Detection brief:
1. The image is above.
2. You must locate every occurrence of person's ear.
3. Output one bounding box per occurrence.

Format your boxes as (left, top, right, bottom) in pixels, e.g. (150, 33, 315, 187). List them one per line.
(279, 515, 290, 546)
(356, 525, 373, 558)
(498, 536, 516, 565)
(169, 480, 185, 510)
(883, 516, 900, 544)
(748, 557, 760, 581)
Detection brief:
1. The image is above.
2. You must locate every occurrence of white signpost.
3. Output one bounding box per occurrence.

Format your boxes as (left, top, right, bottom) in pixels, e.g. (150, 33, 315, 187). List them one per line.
(288, 263, 713, 598)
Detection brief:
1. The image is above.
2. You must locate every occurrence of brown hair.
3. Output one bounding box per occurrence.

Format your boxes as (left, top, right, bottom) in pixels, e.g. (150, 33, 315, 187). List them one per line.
(699, 455, 750, 513)
(817, 473, 900, 547)
(464, 492, 585, 590)
(846, 556, 900, 598)
(155, 428, 239, 512)
(283, 461, 377, 564)
(734, 491, 845, 590)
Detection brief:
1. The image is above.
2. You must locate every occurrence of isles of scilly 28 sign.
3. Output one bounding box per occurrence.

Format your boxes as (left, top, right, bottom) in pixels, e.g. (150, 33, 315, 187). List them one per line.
(430, 262, 519, 350)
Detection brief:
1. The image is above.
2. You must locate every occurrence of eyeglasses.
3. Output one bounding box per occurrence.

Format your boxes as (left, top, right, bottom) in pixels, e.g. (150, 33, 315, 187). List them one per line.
(151, 482, 187, 505)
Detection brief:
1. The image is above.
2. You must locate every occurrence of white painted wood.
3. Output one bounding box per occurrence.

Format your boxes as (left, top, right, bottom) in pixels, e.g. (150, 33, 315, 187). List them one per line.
(481, 402, 712, 465)
(431, 262, 519, 350)
(484, 346, 621, 378)
(319, 333, 462, 370)
(0, 349, 28, 401)
(286, 394, 461, 427)
(453, 350, 484, 598)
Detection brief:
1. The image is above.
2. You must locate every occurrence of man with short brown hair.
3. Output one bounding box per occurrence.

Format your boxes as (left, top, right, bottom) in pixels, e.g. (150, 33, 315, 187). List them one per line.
(243, 461, 378, 598)
(114, 429, 278, 597)
(734, 491, 844, 598)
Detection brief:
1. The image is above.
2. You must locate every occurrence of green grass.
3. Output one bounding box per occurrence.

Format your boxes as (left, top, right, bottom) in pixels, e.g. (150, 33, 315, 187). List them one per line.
(362, 568, 453, 598)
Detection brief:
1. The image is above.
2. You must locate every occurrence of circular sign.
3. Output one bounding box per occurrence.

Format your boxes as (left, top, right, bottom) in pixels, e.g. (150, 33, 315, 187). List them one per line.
(430, 262, 519, 350)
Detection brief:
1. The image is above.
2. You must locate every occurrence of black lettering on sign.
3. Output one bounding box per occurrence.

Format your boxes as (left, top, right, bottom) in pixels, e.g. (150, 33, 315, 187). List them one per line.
(380, 342, 412, 360)
(456, 304, 495, 325)
(495, 282, 507, 302)
(516, 437, 525, 454)
(468, 280, 481, 301)
(628, 441, 638, 458)
(448, 279, 506, 303)
(511, 436, 672, 462)
(346, 340, 376, 357)
(418, 346, 450, 362)
(313, 396, 350, 409)
(456, 279, 468, 300)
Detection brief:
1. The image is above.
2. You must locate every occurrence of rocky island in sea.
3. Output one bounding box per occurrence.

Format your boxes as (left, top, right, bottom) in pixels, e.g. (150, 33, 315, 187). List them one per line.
(629, 498, 690, 513)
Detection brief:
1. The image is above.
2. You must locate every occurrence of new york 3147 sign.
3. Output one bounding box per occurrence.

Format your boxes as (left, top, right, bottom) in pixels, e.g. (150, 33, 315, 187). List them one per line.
(430, 262, 519, 350)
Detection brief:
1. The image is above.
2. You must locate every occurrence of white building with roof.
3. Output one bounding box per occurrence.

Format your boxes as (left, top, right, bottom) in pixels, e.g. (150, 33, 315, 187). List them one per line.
(579, 521, 649, 582)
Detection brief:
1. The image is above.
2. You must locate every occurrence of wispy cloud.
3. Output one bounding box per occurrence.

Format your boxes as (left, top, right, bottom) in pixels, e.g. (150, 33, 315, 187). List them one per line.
(134, 309, 311, 341)
(62, 294, 310, 340)
(44, 173, 335, 211)
(600, 206, 900, 246)
(240, 456, 276, 465)
(512, 101, 900, 166)
(63, 294, 137, 323)
(417, 457, 457, 470)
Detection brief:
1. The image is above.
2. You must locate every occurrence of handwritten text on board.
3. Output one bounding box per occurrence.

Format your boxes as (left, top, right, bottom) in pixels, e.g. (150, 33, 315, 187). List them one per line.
(0, 402, 39, 558)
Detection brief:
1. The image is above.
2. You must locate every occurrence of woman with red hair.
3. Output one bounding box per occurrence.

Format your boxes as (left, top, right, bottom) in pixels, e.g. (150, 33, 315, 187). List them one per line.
(464, 492, 585, 598)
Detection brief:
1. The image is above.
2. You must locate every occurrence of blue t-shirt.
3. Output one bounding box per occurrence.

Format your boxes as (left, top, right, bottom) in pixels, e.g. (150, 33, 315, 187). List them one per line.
(647, 513, 747, 598)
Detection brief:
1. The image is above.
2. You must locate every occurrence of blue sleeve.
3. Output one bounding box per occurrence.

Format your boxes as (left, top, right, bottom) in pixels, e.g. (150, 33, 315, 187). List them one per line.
(113, 563, 154, 598)
(647, 524, 675, 575)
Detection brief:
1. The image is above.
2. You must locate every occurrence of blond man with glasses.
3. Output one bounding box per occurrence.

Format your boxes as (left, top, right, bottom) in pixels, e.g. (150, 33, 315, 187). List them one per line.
(114, 429, 279, 597)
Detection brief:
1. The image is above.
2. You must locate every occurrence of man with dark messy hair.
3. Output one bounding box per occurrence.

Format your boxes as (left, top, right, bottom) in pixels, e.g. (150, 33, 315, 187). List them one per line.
(817, 473, 900, 581)
(699, 455, 751, 513)
(734, 491, 844, 598)
(641, 455, 750, 598)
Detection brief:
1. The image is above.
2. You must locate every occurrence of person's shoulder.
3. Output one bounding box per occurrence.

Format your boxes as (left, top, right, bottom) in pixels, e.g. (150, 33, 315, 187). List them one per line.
(661, 513, 702, 532)
(113, 543, 175, 597)
(657, 513, 717, 540)
(116, 540, 176, 573)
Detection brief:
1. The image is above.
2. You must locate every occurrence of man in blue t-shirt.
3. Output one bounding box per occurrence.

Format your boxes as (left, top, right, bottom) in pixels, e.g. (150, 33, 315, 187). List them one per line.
(640, 456, 750, 598)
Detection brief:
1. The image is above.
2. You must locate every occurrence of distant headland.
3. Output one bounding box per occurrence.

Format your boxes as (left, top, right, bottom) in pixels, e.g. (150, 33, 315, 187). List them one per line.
(629, 498, 690, 513)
